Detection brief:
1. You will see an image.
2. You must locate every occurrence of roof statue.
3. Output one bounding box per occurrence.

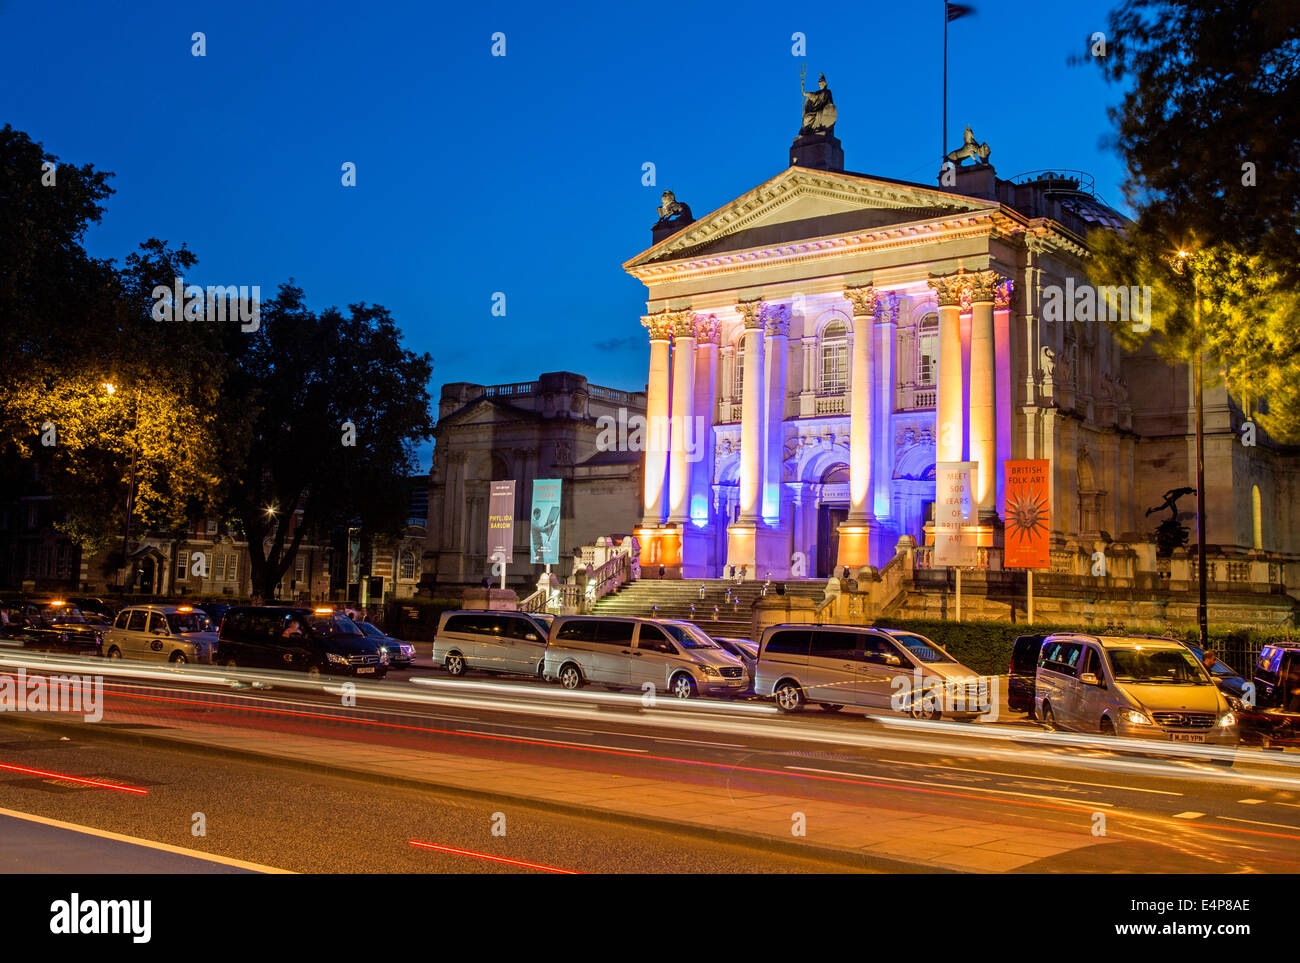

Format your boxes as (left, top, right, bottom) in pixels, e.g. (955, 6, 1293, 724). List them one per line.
(654, 190, 693, 226)
(799, 71, 837, 137)
(946, 126, 991, 167)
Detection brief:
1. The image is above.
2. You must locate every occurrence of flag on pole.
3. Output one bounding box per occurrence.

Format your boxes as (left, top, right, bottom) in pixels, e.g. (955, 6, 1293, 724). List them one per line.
(947, 3, 975, 20)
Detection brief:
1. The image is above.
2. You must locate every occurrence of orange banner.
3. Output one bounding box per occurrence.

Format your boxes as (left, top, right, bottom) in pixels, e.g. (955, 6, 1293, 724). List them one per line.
(1003, 459, 1051, 569)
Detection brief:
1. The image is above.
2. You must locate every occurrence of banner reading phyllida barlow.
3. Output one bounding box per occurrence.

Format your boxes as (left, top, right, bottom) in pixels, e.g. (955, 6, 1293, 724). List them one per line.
(530, 478, 562, 565)
(1003, 459, 1051, 568)
(934, 461, 976, 567)
(488, 481, 516, 565)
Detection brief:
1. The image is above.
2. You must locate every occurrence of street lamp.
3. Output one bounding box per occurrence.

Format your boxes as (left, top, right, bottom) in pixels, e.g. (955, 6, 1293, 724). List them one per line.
(105, 382, 139, 594)
(1167, 250, 1209, 649)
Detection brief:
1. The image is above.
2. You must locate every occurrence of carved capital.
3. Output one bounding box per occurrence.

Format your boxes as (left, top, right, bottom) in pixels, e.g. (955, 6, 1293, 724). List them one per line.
(927, 272, 967, 307)
(873, 291, 900, 325)
(994, 278, 1014, 310)
(641, 309, 676, 341)
(842, 284, 875, 317)
(735, 298, 766, 330)
(761, 302, 791, 337)
(672, 311, 697, 339)
(692, 313, 720, 345)
(968, 269, 1006, 304)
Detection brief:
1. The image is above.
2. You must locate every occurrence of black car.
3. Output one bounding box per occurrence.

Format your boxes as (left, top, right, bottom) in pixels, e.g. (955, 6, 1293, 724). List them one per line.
(0, 599, 105, 657)
(217, 606, 388, 679)
(1238, 643, 1300, 749)
(355, 621, 416, 667)
(197, 601, 231, 629)
(1007, 634, 1047, 716)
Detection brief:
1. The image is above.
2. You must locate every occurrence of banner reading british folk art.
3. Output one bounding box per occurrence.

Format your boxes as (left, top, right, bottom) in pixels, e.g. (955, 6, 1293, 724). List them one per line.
(530, 479, 562, 565)
(934, 462, 976, 567)
(1003, 459, 1051, 569)
(488, 480, 516, 564)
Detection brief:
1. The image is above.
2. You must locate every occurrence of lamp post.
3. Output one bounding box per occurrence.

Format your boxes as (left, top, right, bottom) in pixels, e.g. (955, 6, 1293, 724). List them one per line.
(105, 383, 139, 594)
(1168, 252, 1209, 649)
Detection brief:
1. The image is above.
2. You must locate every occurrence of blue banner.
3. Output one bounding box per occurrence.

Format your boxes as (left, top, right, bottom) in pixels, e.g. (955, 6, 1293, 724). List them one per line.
(530, 479, 562, 565)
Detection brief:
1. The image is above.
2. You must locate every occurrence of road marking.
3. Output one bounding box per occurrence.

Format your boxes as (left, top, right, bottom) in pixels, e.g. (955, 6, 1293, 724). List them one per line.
(0, 761, 147, 794)
(409, 839, 578, 874)
(0, 807, 292, 873)
(878, 757, 1182, 796)
(1172, 811, 1205, 819)
(555, 726, 746, 749)
(786, 766, 1114, 807)
(454, 729, 646, 753)
(1219, 815, 1300, 831)
(1238, 799, 1266, 805)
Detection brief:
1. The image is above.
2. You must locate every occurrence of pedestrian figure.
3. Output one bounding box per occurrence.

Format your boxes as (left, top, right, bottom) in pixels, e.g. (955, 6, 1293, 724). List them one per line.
(713, 605, 719, 622)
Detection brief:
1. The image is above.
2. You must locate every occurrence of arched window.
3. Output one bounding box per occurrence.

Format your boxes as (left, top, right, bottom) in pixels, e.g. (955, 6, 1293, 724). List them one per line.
(399, 550, 418, 581)
(819, 321, 848, 394)
(733, 343, 745, 400)
(916, 313, 938, 387)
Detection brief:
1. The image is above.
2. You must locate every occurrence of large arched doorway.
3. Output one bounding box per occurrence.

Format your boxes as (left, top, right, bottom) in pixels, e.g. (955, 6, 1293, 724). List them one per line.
(816, 464, 850, 577)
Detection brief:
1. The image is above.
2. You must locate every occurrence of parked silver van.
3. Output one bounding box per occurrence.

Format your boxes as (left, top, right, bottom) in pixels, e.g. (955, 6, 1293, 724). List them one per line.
(755, 623, 989, 718)
(432, 609, 552, 677)
(1035, 634, 1238, 745)
(541, 616, 747, 698)
(104, 604, 217, 664)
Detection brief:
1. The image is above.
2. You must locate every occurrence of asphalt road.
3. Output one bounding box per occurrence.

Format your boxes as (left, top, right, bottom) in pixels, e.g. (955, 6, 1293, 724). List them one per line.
(3, 649, 1300, 873)
(0, 731, 856, 874)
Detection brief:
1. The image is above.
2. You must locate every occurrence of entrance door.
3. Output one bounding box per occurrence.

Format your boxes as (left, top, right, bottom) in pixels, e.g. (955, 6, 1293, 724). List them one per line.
(817, 505, 848, 578)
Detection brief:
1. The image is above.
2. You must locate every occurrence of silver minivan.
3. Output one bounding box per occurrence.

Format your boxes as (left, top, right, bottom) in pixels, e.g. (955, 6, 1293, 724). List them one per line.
(1035, 634, 1238, 746)
(541, 616, 747, 699)
(755, 623, 989, 718)
(104, 604, 217, 664)
(432, 609, 552, 677)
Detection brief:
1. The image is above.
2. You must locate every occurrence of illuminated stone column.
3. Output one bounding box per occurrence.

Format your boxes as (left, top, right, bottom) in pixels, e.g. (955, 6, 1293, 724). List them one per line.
(875, 292, 899, 520)
(736, 299, 766, 523)
(842, 285, 876, 523)
(690, 314, 720, 526)
(928, 272, 967, 463)
(667, 312, 697, 524)
(968, 270, 1003, 521)
(639, 310, 675, 527)
(994, 279, 1014, 517)
(762, 302, 789, 523)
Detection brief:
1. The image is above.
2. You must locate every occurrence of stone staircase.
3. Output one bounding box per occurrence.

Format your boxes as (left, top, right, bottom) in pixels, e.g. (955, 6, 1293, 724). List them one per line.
(588, 578, 829, 640)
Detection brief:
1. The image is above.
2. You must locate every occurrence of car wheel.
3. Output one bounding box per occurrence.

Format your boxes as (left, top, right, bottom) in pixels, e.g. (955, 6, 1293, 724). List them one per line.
(1099, 717, 1115, 736)
(306, 665, 322, 680)
(671, 674, 697, 700)
(169, 651, 188, 665)
(445, 653, 466, 677)
(909, 691, 941, 721)
(558, 663, 584, 690)
(1041, 702, 1056, 730)
(106, 646, 122, 660)
(774, 681, 805, 712)
(820, 703, 844, 712)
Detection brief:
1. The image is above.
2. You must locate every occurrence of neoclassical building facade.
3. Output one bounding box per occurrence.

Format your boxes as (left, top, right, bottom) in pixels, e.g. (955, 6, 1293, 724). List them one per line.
(624, 158, 1300, 582)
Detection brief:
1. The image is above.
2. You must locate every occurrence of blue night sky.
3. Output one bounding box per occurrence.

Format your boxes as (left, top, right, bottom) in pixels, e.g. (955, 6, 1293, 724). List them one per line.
(2, 0, 1129, 430)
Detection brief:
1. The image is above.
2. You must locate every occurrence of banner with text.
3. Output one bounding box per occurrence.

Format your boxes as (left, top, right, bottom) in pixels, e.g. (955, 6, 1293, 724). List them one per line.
(1003, 459, 1051, 568)
(530, 478, 562, 565)
(934, 461, 976, 567)
(488, 480, 516, 565)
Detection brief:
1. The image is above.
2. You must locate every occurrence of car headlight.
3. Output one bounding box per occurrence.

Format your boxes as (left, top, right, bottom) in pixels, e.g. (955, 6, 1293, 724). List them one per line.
(1218, 712, 1236, 728)
(379, 650, 389, 663)
(1121, 709, 1152, 726)
(326, 652, 349, 665)
(699, 664, 720, 677)
(401, 645, 415, 656)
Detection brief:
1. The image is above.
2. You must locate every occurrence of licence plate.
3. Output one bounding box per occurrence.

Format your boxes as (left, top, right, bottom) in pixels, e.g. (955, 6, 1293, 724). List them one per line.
(356, 667, 375, 675)
(1170, 733, 1205, 743)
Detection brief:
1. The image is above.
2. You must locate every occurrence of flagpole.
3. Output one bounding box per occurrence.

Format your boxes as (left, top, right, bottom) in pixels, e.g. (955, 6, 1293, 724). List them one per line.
(942, 2, 948, 165)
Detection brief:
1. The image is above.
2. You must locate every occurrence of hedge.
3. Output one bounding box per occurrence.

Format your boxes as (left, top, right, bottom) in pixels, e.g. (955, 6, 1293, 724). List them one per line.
(870, 617, 1299, 677)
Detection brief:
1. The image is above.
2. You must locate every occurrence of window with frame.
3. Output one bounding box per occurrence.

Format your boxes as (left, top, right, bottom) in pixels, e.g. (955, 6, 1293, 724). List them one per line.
(399, 551, 417, 581)
(733, 343, 745, 400)
(224, 554, 238, 582)
(818, 321, 848, 395)
(917, 314, 938, 387)
(176, 551, 189, 582)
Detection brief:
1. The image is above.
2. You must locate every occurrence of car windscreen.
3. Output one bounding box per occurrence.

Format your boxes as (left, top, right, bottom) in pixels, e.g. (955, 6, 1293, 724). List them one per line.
(357, 622, 385, 638)
(166, 613, 213, 634)
(1108, 648, 1210, 684)
(887, 632, 953, 663)
(308, 614, 365, 637)
(661, 623, 718, 649)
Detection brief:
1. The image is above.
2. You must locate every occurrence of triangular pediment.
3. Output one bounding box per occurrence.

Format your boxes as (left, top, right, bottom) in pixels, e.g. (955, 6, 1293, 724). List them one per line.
(438, 397, 541, 428)
(625, 166, 996, 269)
